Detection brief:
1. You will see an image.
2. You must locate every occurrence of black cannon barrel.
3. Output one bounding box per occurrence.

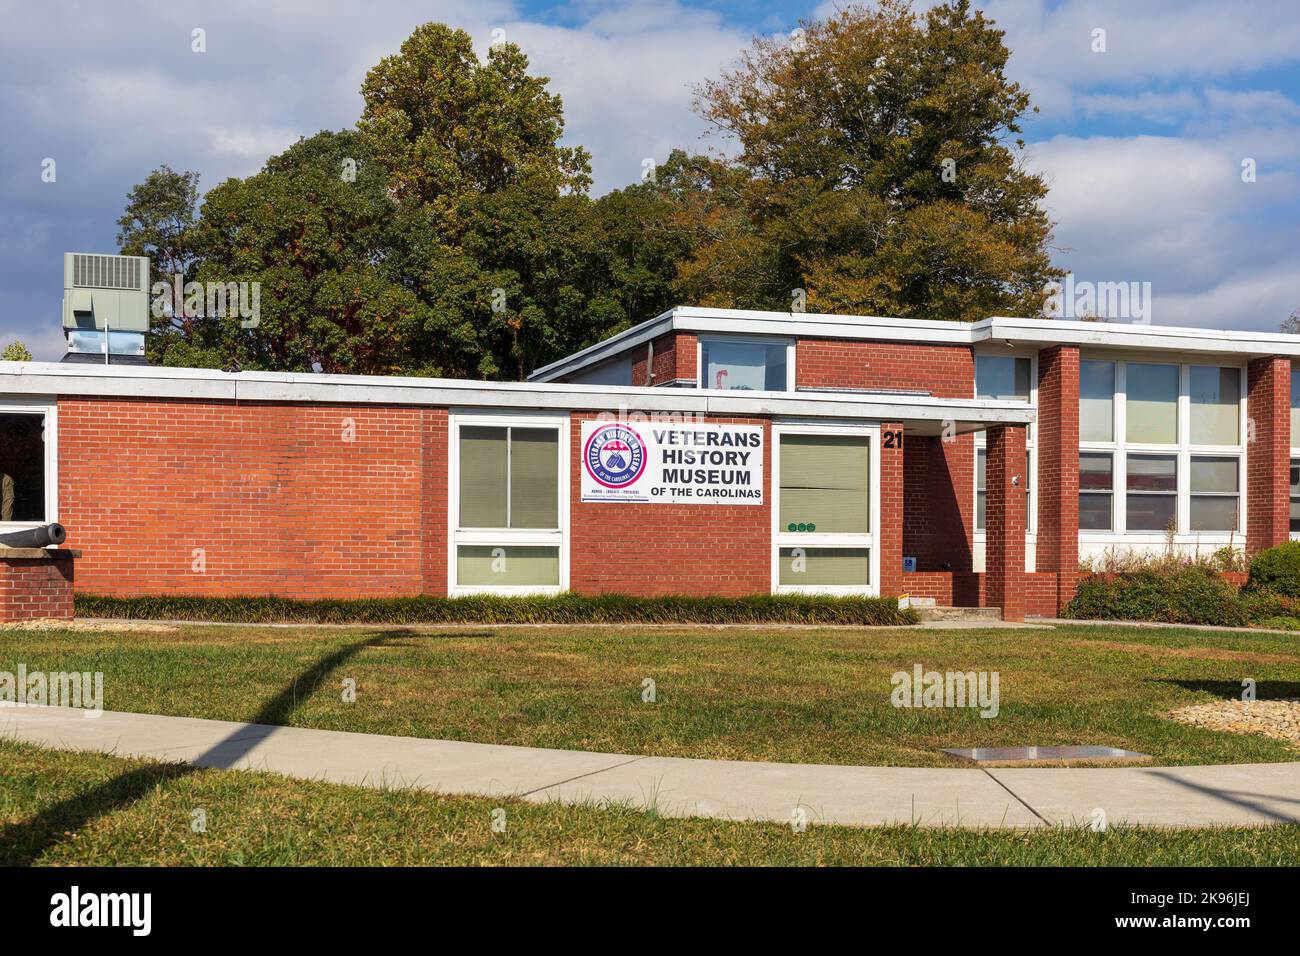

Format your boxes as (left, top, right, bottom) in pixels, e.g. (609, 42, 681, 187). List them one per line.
(0, 523, 67, 548)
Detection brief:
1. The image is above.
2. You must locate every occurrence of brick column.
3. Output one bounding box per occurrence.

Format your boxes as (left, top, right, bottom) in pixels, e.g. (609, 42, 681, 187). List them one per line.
(675, 333, 699, 385)
(877, 422, 905, 597)
(985, 424, 1027, 622)
(1246, 356, 1291, 555)
(1036, 345, 1080, 611)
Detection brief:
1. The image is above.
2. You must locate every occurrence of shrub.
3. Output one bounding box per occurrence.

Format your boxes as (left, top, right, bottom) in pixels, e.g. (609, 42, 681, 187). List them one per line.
(1251, 616, 1300, 632)
(1243, 541, 1300, 597)
(75, 592, 920, 627)
(1239, 589, 1300, 621)
(1080, 545, 1246, 575)
(1063, 568, 1247, 626)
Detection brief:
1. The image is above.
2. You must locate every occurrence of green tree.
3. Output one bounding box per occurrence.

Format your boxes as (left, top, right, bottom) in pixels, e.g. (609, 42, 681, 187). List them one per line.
(358, 23, 590, 208)
(116, 165, 200, 284)
(1, 341, 33, 362)
(356, 23, 606, 379)
(155, 129, 430, 374)
(682, 0, 1061, 321)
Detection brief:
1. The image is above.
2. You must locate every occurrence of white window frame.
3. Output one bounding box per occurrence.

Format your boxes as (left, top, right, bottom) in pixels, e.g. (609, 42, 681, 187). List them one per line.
(771, 421, 879, 595)
(0, 398, 58, 532)
(697, 334, 796, 392)
(1079, 353, 1247, 544)
(447, 410, 569, 596)
(972, 351, 1037, 555)
(1291, 362, 1300, 541)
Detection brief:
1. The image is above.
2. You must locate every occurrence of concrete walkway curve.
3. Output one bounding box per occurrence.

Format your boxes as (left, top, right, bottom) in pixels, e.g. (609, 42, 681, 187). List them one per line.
(4, 707, 1299, 829)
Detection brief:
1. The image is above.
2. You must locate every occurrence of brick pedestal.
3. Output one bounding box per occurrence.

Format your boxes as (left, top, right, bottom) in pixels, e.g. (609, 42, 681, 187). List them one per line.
(0, 549, 76, 622)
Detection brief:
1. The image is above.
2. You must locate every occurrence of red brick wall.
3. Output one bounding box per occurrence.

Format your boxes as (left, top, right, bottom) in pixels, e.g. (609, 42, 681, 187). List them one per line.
(797, 339, 977, 575)
(1246, 356, 1291, 555)
(877, 422, 906, 597)
(902, 433, 975, 572)
(795, 339, 974, 397)
(568, 411, 771, 595)
(984, 424, 1027, 622)
(0, 556, 74, 621)
(419, 409, 449, 594)
(904, 570, 1059, 618)
(629, 333, 698, 387)
(1037, 345, 1080, 611)
(57, 397, 439, 599)
(676, 333, 699, 385)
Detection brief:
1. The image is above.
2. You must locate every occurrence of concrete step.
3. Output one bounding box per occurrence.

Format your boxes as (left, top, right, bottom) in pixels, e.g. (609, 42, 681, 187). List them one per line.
(914, 605, 1002, 623)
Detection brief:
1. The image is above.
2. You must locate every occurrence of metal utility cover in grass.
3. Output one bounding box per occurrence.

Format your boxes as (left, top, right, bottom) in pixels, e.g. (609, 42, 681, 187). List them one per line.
(941, 746, 1151, 766)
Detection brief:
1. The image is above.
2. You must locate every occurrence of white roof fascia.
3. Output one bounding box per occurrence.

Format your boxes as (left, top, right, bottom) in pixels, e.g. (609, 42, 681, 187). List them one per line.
(530, 306, 1300, 383)
(0, 360, 1032, 426)
(526, 308, 676, 382)
(981, 316, 1300, 357)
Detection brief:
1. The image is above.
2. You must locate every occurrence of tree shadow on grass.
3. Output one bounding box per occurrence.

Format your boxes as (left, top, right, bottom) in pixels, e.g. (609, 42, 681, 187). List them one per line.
(0, 628, 412, 866)
(1153, 679, 1300, 700)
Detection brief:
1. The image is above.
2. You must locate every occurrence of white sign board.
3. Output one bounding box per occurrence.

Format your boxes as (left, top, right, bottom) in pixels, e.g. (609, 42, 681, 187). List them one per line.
(580, 420, 764, 505)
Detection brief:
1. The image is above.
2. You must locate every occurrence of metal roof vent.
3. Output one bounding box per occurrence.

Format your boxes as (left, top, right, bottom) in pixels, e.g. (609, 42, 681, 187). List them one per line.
(61, 252, 150, 362)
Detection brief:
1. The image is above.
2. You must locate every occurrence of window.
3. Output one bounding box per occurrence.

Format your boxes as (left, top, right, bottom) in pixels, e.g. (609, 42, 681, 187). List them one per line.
(1125, 454, 1177, 531)
(1126, 363, 1178, 444)
(1079, 358, 1244, 538)
(1189, 456, 1239, 531)
(700, 337, 789, 391)
(1292, 368, 1300, 449)
(975, 447, 1032, 531)
(774, 428, 875, 592)
(1079, 452, 1113, 531)
(1189, 366, 1240, 445)
(0, 409, 54, 525)
(1291, 459, 1300, 534)
(779, 434, 870, 533)
(451, 417, 566, 594)
(1292, 368, 1300, 539)
(777, 548, 870, 586)
(975, 356, 1031, 401)
(1080, 360, 1115, 442)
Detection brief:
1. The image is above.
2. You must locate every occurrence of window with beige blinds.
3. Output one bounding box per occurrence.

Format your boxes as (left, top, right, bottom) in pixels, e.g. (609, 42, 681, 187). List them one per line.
(778, 434, 870, 533)
(774, 428, 875, 594)
(457, 546, 560, 586)
(453, 417, 564, 594)
(458, 426, 559, 530)
(777, 547, 870, 586)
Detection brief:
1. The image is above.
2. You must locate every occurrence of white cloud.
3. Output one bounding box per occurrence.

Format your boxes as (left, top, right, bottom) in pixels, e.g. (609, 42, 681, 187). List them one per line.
(1077, 90, 1201, 123)
(1027, 133, 1300, 329)
(1, 0, 1299, 358)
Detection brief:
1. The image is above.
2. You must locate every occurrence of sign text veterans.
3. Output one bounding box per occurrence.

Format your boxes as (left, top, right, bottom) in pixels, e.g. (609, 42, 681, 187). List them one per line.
(580, 420, 764, 504)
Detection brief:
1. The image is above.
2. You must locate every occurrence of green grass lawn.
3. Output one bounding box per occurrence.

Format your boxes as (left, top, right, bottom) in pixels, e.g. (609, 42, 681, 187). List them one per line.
(1, 621, 1297, 766)
(2, 739, 1296, 866)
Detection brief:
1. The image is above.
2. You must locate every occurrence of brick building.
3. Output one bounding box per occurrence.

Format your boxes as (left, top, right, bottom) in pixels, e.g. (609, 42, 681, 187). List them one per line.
(2, 306, 1297, 622)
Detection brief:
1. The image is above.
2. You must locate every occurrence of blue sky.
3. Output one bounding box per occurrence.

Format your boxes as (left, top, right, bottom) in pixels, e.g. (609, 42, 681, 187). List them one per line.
(2, 0, 1298, 359)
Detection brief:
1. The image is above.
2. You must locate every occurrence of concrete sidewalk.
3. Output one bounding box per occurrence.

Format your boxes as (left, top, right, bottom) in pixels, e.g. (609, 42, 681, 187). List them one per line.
(4, 706, 1299, 829)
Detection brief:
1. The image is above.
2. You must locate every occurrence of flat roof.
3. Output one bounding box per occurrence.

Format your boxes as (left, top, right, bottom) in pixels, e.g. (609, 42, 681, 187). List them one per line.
(0, 360, 1031, 435)
(527, 306, 1300, 383)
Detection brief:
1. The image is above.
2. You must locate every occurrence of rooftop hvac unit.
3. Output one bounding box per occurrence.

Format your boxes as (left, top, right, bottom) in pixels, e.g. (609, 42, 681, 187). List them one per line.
(61, 252, 150, 359)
